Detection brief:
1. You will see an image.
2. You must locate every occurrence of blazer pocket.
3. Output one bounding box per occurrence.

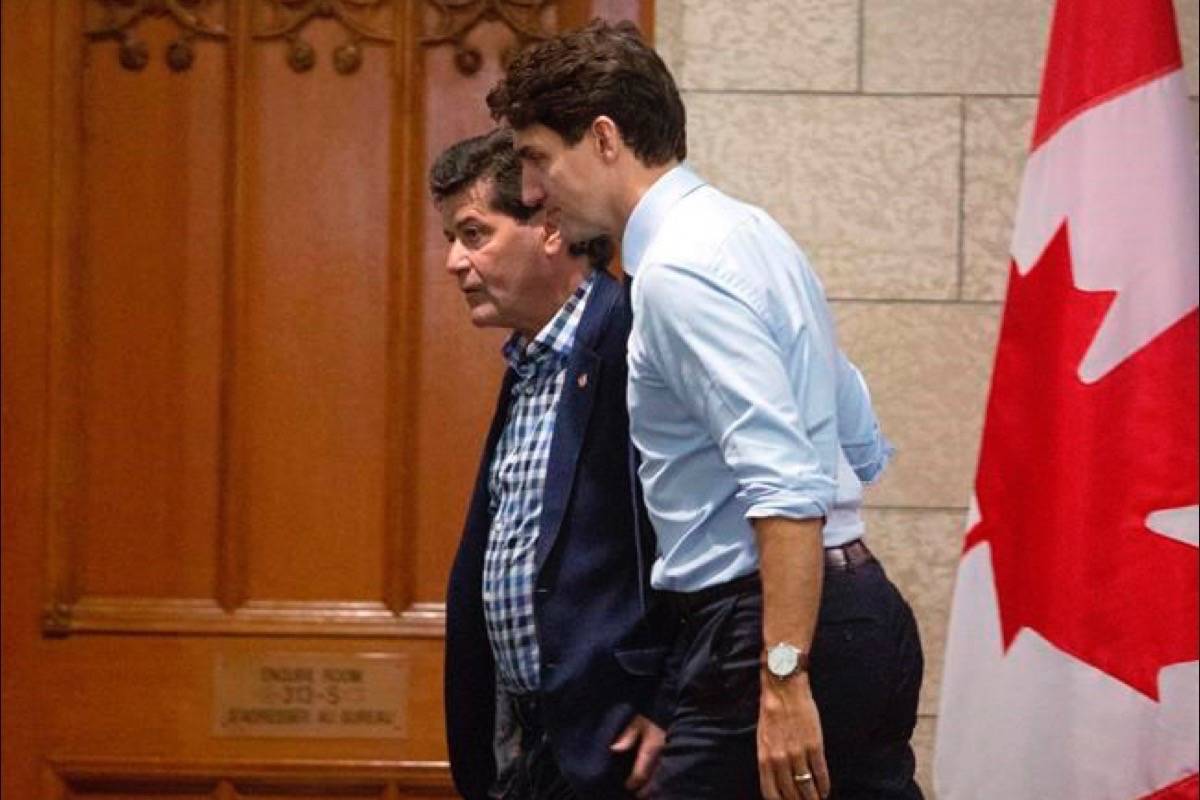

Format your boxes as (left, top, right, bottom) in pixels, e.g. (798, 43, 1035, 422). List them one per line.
(613, 646, 669, 677)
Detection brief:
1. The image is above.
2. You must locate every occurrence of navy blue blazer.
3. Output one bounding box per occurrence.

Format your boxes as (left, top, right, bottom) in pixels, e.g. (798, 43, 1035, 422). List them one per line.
(444, 271, 668, 799)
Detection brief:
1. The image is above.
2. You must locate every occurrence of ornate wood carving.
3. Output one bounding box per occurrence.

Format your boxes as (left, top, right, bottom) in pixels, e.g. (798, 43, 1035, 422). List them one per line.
(254, 0, 395, 74)
(421, 0, 555, 76)
(85, 0, 228, 72)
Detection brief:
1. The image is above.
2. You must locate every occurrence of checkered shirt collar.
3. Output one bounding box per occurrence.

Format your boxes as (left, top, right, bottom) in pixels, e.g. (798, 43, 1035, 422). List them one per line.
(501, 272, 595, 377)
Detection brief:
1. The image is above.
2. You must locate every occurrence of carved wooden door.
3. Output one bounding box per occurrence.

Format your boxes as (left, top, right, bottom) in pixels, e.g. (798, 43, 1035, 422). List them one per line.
(1, 1, 652, 797)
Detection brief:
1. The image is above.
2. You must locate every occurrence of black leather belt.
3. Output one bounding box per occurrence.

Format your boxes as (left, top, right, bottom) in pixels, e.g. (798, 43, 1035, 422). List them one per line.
(825, 538, 875, 570)
(662, 539, 877, 615)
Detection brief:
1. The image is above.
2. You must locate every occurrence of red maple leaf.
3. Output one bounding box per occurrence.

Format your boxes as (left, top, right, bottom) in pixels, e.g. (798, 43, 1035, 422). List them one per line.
(965, 222, 1199, 700)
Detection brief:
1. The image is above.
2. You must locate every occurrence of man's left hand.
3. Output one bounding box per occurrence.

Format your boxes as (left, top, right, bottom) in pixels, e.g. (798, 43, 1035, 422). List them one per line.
(610, 713, 665, 797)
(758, 672, 830, 800)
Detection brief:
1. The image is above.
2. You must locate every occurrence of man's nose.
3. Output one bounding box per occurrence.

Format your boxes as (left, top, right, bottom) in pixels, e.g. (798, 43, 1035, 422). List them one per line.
(521, 168, 546, 207)
(445, 240, 468, 274)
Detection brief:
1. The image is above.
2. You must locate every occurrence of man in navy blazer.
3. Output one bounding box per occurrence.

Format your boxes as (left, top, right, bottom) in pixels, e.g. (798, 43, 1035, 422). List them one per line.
(432, 129, 670, 799)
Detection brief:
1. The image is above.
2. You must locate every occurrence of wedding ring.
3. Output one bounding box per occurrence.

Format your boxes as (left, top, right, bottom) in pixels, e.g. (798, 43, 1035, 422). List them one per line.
(793, 771, 814, 783)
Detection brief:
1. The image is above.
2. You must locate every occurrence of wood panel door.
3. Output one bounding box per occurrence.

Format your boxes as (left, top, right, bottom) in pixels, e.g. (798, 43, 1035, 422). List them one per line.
(1, 2, 652, 797)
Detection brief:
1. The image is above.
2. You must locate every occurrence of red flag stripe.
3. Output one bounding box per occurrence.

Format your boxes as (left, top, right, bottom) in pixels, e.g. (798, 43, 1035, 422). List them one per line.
(1031, 0, 1184, 150)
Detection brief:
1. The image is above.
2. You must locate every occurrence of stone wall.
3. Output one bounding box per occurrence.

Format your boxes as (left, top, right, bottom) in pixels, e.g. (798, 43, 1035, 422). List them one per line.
(654, 1, 1199, 793)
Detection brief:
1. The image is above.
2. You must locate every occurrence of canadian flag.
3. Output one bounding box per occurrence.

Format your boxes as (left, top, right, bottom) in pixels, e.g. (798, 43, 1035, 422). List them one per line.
(934, 1, 1199, 799)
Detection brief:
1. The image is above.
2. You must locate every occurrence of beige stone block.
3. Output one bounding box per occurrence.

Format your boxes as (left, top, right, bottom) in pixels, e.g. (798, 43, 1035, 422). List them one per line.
(963, 98, 1037, 301)
(863, 0, 1052, 94)
(685, 93, 961, 299)
(655, 0, 857, 91)
(914, 714, 938, 798)
(863, 0, 1193, 96)
(865, 508, 967, 716)
(1180, 0, 1199, 96)
(833, 302, 1002, 506)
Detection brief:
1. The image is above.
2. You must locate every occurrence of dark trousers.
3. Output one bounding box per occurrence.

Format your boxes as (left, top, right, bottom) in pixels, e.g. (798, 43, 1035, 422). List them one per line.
(490, 690, 579, 800)
(649, 554, 924, 800)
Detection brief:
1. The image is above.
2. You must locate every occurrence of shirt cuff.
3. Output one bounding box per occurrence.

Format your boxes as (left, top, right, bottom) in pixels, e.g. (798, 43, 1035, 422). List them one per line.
(743, 496, 830, 522)
(843, 435, 895, 485)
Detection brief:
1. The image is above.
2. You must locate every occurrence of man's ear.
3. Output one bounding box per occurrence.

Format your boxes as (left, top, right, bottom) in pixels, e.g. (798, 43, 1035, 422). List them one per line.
(541, 213, 564, 256)
(591, 115, 622, 163)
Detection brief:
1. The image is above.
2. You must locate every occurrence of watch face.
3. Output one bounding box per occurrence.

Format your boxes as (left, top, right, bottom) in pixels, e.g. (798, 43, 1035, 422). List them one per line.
(767, 643, 799, 677)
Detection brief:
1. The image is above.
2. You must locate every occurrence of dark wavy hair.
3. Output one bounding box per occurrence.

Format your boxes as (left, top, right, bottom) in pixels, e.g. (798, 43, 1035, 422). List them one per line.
(429, 128, 613, 270)
(429, 128, 535, 222)
(486, 19, 686, 166)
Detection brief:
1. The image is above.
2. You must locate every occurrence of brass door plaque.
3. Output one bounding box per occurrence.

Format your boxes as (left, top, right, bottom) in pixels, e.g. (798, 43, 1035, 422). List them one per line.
(215, 653, 407, 738)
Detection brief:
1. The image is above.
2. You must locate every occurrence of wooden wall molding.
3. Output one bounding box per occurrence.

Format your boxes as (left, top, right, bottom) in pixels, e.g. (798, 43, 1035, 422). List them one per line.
(45, 756, 455, 798)
(42, 597, 447, 637)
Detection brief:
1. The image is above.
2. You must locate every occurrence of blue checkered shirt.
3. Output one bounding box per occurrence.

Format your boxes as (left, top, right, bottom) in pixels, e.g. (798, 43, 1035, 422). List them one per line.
(483, 273, 595, 694)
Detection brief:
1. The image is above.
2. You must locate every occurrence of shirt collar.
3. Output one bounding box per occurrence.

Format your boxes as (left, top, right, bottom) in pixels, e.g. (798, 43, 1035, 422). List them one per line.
(502, 271, 595, 375)
(621, 163, 707, 276)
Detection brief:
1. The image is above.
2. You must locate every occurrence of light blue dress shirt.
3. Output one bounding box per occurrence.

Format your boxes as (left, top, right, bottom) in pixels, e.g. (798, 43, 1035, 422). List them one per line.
(623, 165, 893, 592)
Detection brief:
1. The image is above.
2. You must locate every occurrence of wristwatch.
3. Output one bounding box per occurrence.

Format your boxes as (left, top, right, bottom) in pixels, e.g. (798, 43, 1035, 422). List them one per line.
(763, 641, 809, 680)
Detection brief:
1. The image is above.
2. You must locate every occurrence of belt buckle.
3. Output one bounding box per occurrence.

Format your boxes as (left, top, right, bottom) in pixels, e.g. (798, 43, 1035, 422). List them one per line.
(825, 540, 866, 570)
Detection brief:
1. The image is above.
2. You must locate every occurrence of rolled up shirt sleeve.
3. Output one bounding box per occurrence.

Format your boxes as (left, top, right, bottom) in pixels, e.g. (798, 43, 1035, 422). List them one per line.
(636, 258, 838, 522)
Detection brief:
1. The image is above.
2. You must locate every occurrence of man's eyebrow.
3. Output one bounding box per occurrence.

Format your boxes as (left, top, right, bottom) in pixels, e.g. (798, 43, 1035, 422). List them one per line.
(515, 145, 537, 160)
(451, 212, 482, 227)
(442, 215, 471, 237)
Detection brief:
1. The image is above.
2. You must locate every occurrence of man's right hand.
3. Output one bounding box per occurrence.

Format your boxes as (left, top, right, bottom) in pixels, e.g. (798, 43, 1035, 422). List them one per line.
(610, 713, 665, 798)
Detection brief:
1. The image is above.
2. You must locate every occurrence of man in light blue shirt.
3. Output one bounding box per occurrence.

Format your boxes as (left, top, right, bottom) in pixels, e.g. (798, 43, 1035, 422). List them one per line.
(622, 164, 893, 591)
(489, 19, 923, 800)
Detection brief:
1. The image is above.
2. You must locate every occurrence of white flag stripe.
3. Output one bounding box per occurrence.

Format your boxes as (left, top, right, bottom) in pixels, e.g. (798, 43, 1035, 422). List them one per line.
(1009, 72, 1199, 384)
